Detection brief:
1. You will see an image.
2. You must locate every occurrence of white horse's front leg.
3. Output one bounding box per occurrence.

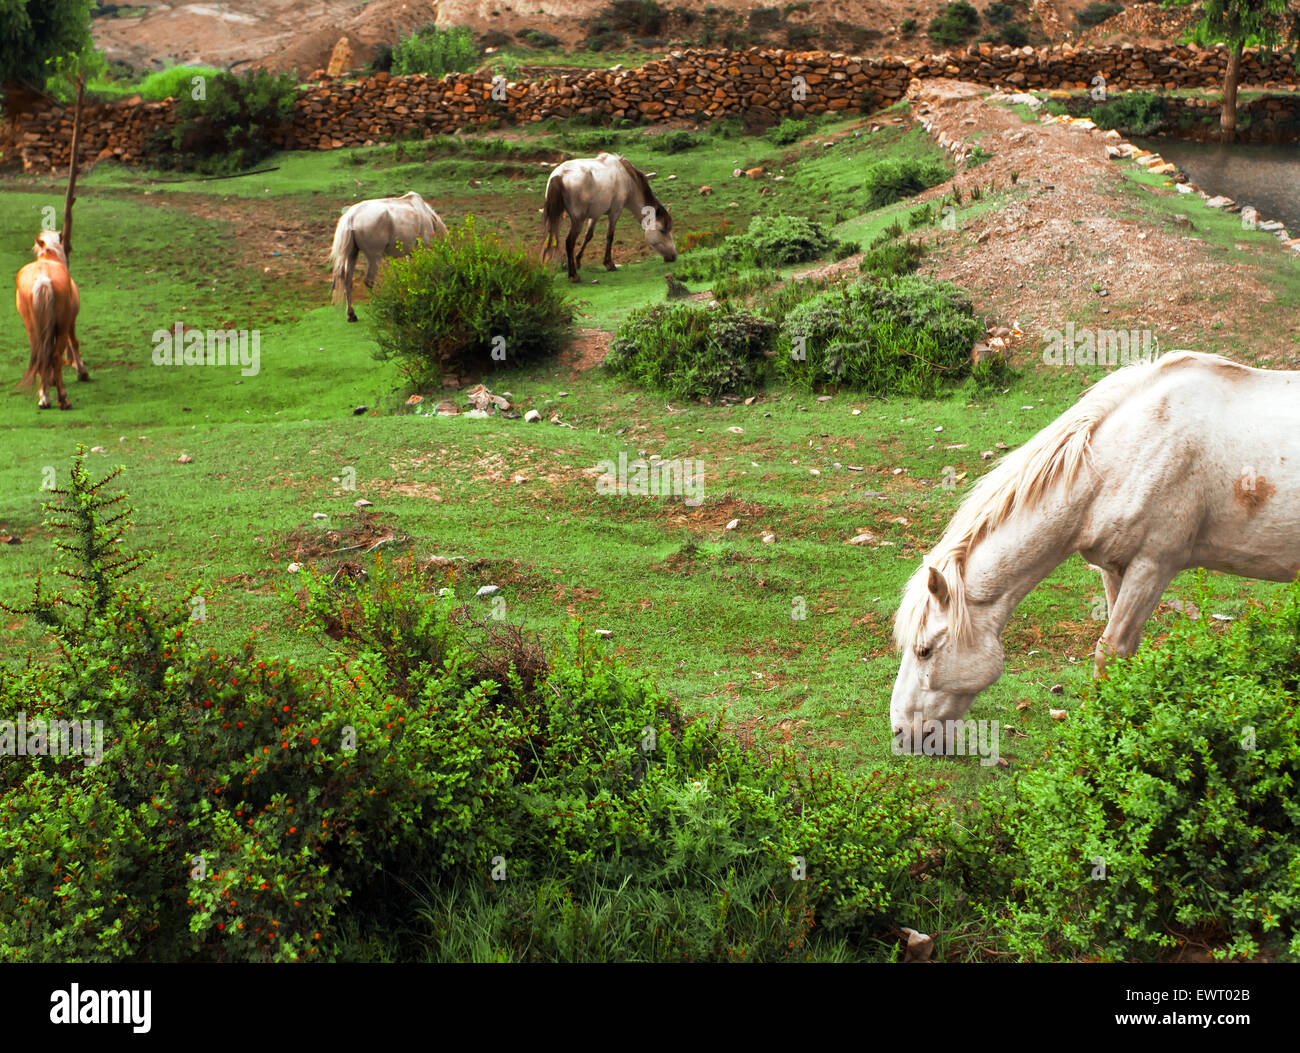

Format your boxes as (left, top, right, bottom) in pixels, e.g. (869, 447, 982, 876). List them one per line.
(1094, 558, 1177, 675)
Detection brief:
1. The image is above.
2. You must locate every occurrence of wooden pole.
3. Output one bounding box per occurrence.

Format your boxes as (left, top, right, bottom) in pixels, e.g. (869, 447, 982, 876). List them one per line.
(62, 75, 84, 261)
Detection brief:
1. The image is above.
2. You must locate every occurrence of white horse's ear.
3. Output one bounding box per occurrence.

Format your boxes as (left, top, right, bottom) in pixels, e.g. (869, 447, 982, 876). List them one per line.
(927, 565, 950, 608)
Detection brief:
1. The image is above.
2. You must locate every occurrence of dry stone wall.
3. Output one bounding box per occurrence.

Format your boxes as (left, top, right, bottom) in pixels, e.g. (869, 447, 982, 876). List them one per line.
(5, 43, 1299, 173)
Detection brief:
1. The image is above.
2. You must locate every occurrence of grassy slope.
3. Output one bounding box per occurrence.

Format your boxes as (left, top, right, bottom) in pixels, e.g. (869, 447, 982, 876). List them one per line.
(2, 106, 1295, 800)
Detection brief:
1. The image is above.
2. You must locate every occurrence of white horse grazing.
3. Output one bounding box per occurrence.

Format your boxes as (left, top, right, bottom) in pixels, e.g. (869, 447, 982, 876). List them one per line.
(329, 191, 448, 321)
(890, 351, 1300, 753)
(540, 152, 676, 282)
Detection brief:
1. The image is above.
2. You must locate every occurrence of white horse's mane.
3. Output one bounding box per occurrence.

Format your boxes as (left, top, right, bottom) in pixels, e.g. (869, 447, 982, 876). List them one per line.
(892, 351, 1235, 650)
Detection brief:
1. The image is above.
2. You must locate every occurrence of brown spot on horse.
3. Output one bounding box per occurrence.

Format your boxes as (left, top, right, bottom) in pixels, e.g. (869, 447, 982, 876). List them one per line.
(1233, 473, 1276, 516)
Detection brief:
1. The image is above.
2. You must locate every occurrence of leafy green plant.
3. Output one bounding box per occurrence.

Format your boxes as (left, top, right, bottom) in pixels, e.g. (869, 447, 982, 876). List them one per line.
(990, 575, 1300, 961)
(775, 275, 991, 394)
(675, 215, 852, 282)
(1091, 91, 1168, 136)
(604, 303, 776, 400)
(859, 155, 952, 209)
(766, 117, 815, 146)
(366, 216, 573, 386)
(859, 238, 927, 277)
(648, 129, 702, 153)
(928, 1, 981, 45)
(145, 68, 297, 174)
(1076, 1, 1124, 27)
(391, 24, 480, 77)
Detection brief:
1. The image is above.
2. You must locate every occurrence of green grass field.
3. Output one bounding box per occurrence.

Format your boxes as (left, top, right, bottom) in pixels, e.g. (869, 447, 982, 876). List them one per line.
(3, 103, 1296, 805)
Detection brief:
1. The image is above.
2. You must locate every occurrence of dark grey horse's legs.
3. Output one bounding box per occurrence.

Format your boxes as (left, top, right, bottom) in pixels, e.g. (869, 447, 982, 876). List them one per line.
(575, 219, 597, 266)
(603, 216, 618, 271)
(565, 219, 581, 282)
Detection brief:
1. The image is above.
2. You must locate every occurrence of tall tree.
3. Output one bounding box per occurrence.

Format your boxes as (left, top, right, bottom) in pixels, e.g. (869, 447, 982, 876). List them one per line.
(0, 0, 94, 122)
(1172, 0, 1300, 142)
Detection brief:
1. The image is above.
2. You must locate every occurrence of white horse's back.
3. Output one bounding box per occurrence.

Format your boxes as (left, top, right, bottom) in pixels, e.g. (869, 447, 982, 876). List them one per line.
(329, 191, 447, 320)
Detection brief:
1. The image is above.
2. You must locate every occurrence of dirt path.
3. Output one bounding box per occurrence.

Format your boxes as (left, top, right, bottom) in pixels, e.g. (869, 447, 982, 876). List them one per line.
(904, 79, 1300, 366)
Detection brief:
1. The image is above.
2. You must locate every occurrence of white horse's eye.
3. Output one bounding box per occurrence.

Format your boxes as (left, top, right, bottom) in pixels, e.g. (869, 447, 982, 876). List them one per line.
(917, 645, 932, 660)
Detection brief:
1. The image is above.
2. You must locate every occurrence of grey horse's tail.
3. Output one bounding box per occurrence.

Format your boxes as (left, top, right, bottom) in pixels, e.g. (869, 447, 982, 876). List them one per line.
(329, 212, 357, 305)
(540, 174, 566, 261)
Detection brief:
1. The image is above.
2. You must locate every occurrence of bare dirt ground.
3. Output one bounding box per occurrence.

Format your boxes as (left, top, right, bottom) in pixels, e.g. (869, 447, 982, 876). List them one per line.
(902, 79, 1300, 365)
(92, 0, 1133, 76)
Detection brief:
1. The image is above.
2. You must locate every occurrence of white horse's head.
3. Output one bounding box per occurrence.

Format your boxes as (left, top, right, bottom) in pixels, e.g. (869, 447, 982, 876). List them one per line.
(890, 563, 1004, 753)
(34, 230, 67, 264)
(643, 203, 677, 263)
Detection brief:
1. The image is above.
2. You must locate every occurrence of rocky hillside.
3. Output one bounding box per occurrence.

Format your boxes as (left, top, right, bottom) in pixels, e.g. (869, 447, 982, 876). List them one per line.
(90, 0, 1193, 76)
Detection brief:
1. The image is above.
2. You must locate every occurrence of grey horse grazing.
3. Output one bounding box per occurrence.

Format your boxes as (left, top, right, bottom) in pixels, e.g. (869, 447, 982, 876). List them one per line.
(540, 153, 676, 282)
(329, 191, 448, 321)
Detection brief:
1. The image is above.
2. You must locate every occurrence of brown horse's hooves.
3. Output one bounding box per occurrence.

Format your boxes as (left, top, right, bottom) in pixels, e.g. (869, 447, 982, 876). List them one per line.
(347, 314, 359, 323)
(604, 264, 618, 272)
(77, 373, 91, 382)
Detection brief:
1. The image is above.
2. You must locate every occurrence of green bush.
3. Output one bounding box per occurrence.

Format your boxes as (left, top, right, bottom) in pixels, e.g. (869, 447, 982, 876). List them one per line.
(859, 238, 927, 277)
(366, 216, 573, 386)
(648, 129, 702, 153)
(604, 303, 776, 400)
(1091, 92, 1167, 136)
(860, 155, 952, 209)
(766, 117, 815, 145)
(1000, 22, 1030, 46)
(391, 24, 480, 77)
(991, 577, 1300, 961)
(985, 2, 1017, 25)
(928, 2, 980, 45)
(900, 18, 918, 36)
(675, 215, 851, 282)
(775, 275, 990, 394)
(744, 214, 848, 267)
(1076, 1, 1124, 27)
(145, 68, 297, 174)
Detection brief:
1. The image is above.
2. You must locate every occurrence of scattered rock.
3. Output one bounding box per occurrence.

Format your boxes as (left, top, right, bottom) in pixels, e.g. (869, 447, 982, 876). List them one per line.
(476, 585, 500, 598)
(524, 409, 542, 422)
(312, 512, 328, 520)
(353, 405, 368, 415)
(177, 454, 194, 464)
(1050, 709, 1067, 721)
(287, 562, 302, 573)
(725, 518, 740, 531)
(846, 533, 876, 545)
(354, 499, 373, 508)
(900, 927, 934, 963)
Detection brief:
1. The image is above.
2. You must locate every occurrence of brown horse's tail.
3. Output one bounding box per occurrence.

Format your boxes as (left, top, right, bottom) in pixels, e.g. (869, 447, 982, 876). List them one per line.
(540, 174, 565, 262)
(18, 277, 57, 390)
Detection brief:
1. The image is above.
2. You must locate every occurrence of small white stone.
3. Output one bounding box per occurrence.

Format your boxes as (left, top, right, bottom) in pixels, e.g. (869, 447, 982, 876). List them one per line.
(287, 562, 302, 573)
(476, 585, 500, 597)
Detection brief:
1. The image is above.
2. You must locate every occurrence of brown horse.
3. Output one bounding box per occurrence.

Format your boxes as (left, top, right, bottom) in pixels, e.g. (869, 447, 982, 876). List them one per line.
(15, 231, 87, 410)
